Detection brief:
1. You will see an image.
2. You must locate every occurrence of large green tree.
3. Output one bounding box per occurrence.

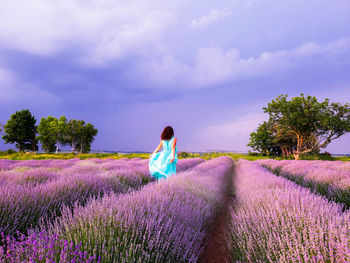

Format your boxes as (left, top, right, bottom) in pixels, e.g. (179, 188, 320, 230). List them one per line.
(37, 116, 58, 153)
(37, 116, 68, 153)
(2, 110, 38, 152)
(264, 94, 350, 159)
(76, 123, 98, 153)
(66, 119, 98, 153)
(65, 119, 83, 153)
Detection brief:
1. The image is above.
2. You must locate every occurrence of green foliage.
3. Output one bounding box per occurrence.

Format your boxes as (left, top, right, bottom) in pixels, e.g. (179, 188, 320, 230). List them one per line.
(76, 123, 98, 153)
(265, 94, 324, 139)
(297, 151, 335, 161)
(65, 119, 83, 153)
(6, 149, 17, 154)
(249, 94, 350, 159)
(178, 151, 201, 159)
(0, 149, 16, 156)
(65, 119, 98, 153)
(38, 116, 59, 153)
(37, 116, 68, 153)
(178, 152, 190, 158)
(2, 111, 97, 154)
(56, 116, 69, 152)
(247, 121, 281, 156)
(2, 110, 38, 152)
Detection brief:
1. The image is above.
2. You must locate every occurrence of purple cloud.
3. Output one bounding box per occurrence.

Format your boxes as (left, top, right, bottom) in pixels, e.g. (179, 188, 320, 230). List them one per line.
(0, 0, 349, 153)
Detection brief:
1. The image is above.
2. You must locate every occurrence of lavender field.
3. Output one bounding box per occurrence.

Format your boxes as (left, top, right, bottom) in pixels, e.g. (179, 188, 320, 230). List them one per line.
(258, 159, 350, 208)
(228, 160, 350, 262)
(1, 157, 350, 262)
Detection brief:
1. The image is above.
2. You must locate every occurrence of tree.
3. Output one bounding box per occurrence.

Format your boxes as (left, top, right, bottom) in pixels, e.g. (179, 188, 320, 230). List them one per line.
(65, 119, 98, 153)
(56, 116, 68, 153)
(37, 116, 69, 153)
(248, 121, 281, 156)
(270, 124, 296, 157)
(65, 119, 84, 153)
(37, 116, 58, 153)
(2, 110, 38, 152)
(264, 94, 350, 159)
(76, 123, 98, 153)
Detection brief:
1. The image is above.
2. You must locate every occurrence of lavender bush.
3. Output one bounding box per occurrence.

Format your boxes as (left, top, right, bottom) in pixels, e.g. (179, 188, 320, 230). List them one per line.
(228, 160, 350, 262)
(257, 159, 350, 207)
(0, 159, 80, 171)
(0, 158, 204, 238)
(1, 157, 233, 263)
(176, 157, 205, 171)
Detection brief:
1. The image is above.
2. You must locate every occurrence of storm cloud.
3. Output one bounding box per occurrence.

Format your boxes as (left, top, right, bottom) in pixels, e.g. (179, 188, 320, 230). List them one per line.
(0, 0, 349, 153)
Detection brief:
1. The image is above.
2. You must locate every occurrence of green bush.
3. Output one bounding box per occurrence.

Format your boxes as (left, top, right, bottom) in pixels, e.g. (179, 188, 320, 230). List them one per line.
(6, 149, 17, 154)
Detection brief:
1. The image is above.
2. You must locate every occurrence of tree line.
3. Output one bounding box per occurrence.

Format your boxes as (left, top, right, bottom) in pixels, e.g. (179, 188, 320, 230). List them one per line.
(0, 109, 98, 153)
(248, 94, 350, 160)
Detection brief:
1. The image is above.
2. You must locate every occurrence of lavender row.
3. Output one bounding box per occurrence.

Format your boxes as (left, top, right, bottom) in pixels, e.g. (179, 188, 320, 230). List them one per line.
(257, 159, 350, 173)
(0, 159, 79, 171)
(257, 159, 350, 207)
(1, 157, 233, 263)
(298, 160, 350, 171)
(0, 157, 204, 172)
(0, 158, 149, 172)
(0, 158, 203, 189)
(227, 160, 350, 262)
(0, 158, 203, 238)
(0, 159, 149, 238)
(176, 157, 205, 171)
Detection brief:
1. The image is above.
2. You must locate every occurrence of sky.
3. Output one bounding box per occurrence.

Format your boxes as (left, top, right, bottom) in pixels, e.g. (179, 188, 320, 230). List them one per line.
(0, 0, 350, 153)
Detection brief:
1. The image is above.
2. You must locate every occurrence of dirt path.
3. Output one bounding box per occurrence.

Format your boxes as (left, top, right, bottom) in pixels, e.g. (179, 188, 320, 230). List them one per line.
(199, 165, 235, 263)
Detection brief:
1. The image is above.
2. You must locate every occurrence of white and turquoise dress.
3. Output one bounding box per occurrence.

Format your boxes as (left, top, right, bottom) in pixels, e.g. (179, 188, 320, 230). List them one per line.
(149, 136, 177, 180)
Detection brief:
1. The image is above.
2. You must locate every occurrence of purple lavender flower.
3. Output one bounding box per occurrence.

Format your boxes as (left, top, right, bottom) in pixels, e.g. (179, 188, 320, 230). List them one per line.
(257, 159, 350, 207)
(228, 160, 350, 262)
(1, 157, 231, 263)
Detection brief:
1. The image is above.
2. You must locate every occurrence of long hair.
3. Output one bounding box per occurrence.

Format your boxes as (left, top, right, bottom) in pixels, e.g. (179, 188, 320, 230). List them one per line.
(161, 126, 174, 140)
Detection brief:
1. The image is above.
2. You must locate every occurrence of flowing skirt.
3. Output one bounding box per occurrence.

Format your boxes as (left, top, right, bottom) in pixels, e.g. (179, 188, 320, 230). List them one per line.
(149, 150, 177, 180)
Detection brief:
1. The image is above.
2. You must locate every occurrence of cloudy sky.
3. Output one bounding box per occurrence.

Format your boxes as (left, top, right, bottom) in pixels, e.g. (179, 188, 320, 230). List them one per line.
(0, 0, 350, 153)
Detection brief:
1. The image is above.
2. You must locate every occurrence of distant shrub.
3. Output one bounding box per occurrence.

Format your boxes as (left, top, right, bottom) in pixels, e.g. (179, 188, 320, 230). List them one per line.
(0, 149, 17, 156)
(318, 152, 335, 161)
(178, 152, 190, 158)
(299, 153, 333, 161)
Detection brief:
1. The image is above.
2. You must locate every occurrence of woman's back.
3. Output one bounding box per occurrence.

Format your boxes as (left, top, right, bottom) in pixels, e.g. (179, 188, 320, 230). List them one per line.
(149, 135, 177, 181)
(162, 137, 177, 152)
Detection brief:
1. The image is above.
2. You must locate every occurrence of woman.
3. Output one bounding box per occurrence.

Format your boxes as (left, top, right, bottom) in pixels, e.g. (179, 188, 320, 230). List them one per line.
(149, 126, 178, 181)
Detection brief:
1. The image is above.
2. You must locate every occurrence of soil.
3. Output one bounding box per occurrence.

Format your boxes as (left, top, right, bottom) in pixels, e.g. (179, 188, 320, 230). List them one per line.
(198, 166, 235, 263)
